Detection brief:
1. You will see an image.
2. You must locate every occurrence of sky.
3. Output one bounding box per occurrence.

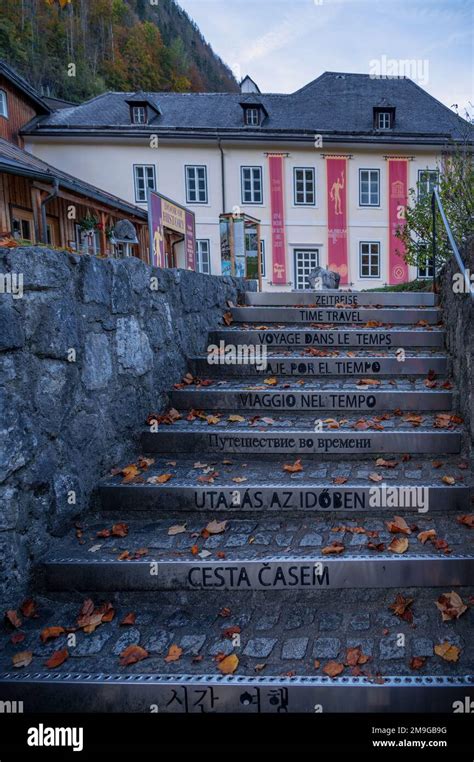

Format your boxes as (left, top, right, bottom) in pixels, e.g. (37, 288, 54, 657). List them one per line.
(177, 0, 473, 115)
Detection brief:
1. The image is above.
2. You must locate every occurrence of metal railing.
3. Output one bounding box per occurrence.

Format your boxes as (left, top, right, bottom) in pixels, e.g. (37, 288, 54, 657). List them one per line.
(431, 187, 474, 300)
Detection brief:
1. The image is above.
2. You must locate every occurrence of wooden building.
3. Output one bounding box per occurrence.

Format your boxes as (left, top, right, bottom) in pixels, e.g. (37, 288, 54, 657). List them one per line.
(0, 60, 149, 259)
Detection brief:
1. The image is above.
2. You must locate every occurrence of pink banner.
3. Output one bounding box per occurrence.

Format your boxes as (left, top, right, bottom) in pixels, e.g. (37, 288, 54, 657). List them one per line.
(268, 154, 288, 284)
(388, 159, 409, 283)
(326, 157, 348, 284)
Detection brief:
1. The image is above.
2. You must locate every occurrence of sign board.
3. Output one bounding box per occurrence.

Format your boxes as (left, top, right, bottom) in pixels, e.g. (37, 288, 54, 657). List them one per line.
(148, 190, 195, 269)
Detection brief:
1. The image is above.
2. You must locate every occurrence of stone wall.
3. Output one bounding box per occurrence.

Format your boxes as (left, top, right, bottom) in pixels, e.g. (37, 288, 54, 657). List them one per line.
(439, 237, 474, 455)
(0, 247, 254, 604)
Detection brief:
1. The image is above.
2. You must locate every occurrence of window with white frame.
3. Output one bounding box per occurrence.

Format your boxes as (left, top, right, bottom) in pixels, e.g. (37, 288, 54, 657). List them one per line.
(418, 169, 438, 199)
(359, 241, 381, 278)
(241, 166, 263, 204)
(132, 106, 147, 124)
(0, 90, 8, 118)
(418, 262, 434, 279)
(294, 248, 319, 290)
(186, 166, 208, 204)
(359, 169, 380, 206)
(245, 108, 260, 126)
(377, 111, 392, 129)
(294, 167, 315, 205)
(195, 239, 211, 274)
(133, 165, 156, 203)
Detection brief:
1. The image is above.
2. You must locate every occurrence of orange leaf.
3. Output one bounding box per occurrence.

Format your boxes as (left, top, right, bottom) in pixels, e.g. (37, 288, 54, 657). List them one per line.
(217, 653, 239, 674)
(434, 641, 460, 662)
(121, 465, 140, 483)
(119, 645, 149, 666)
(441, 475, 456, 485)
(410, 657, 426, 670)
(322, 542, 345, 555)
(435, 592, 467, 621)
(264, 377, 278, 386)
(417, 529, 437, 544)
(282, 459, 303, 473)
(323, 661, 344, 677)
(40, 626, 65, 643)
(20, 599, 38, 618)
(112, 522, 128, 537)
(164, 644, 183, 663)
(385, 515, 411, 535)
(333, 476, 348, 485)
(457, 514, 474, 528)
(45, 649, 69, 669)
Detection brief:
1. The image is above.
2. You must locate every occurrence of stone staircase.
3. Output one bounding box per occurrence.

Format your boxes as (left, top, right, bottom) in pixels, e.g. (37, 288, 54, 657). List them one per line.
(1, 288, 473, 713)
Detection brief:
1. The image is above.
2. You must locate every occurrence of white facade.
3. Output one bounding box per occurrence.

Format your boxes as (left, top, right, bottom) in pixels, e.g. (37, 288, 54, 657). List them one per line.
(24, 136, 440, 289)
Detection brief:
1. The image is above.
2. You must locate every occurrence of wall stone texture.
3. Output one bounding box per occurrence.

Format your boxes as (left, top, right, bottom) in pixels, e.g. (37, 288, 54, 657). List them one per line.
(439, 236, 474, 456)
(0, 247, 254, 604)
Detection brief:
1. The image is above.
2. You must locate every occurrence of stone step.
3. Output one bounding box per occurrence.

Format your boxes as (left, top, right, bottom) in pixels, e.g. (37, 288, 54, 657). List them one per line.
(209, 327, 445, 350)
(41, 513, 473, 591)
(245, 290, 438, 307)
(99, 455, 471, 513)
(191, 352, 449, 378)
(0, 587, 468, 714)
(231, 306, 441, 325)
(170, 386, 453, 413)
(141, 412, 463, 456)
(0, 588, 471, 712)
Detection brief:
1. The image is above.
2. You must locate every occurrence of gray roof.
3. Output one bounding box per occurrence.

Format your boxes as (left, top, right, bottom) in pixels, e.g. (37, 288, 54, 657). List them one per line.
(23, 72, 473, 144)
(0, 61, 51, 114)
(0, 137, 147, 220)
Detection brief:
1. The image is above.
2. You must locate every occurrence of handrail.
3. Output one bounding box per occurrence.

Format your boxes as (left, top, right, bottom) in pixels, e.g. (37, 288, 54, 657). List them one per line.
(431, 187, 474, 300)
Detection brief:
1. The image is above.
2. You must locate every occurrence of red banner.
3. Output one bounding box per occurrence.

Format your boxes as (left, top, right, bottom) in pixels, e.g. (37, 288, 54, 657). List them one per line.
(326, 157, 348, 284)
(268, 154, 288, 285)
(388, 159, 409, 283)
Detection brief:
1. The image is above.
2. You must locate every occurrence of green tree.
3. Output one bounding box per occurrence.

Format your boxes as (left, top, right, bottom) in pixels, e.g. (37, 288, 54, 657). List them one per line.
(397, 111, 474, 272)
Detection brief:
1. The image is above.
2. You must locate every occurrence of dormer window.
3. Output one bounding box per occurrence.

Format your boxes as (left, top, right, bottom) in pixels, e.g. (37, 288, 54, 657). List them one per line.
(0, 90, 8, 118)
(132, 105, 147, 124)
(245, 107, 261, 126)
(373, 106, 395, 130)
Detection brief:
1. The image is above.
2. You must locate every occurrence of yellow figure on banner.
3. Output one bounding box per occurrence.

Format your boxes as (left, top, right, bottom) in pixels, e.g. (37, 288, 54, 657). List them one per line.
(153, 226, 163, 266)
(330, 173, 345, 215)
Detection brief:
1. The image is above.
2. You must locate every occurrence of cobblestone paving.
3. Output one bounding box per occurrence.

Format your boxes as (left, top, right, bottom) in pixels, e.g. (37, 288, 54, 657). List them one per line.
(1, 589, 472, 678)
(45, 513, 473, 562)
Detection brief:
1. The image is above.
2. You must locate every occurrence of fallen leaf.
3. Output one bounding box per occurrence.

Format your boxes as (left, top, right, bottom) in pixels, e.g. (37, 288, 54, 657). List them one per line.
(120, 645, 149, 666)
(168, 523, 187, 536)
(356, 378, 380, 386)
(223, 311, 233, 326)
(120, 612, 137, 626)
(375, 458, 398, 469)
(254, 663, 266, 673)
(441, 475, 456, 485)
(322, 542, 345, 555)
(232, 477, 247, 483)
(5, 610, 22, 629)
(369, 472, 383, 483)
(434, 641, 460, 662)
(222, 626, 241, 639)
(148, 473, 173, 484)
(11, 632, 25, 644)
(264, 377, 278, 386)
(228, 415, 245, 422)
(282, 459, 303, 473)
(218, 653, 239, 674)
(431, 460, 444, 469)
(435, 592, 467, 621)
(418, 529, 437, 544)
(121, 465, 140, 483)
(40, 626, 65, 643)
(112, 522, 128, 537)
(389, 594, 414, 623)
(323, 661, 344, 677)
(388, 537, 409, 554)
(386, 516, 411, 535)
(333, 476, 348, 485)
(457, 514, 474, 528)
(410, 657, 426, 670)
(219, 607, 231, 618)
(20, 599, 38, 619)
(45, 649, 69, 669)
(205, 519, 227, 535)
(206, 415, 221, 425)
(12, 651, 33, 668)
(345, 647, 370, 666)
